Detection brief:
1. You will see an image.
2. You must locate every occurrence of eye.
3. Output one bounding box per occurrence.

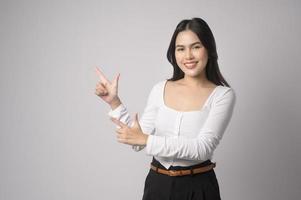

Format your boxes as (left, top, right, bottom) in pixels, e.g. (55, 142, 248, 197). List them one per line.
(176, 48, 184, 52)
(193, 45, 201, 49)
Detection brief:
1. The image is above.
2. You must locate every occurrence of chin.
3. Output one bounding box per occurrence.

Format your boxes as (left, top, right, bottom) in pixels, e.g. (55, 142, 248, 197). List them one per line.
(183, 71, 201, 77)
(181, 68, 203, 76)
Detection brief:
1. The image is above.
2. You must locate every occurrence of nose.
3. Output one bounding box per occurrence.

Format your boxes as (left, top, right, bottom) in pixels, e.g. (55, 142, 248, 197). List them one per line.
(185, 49, 194, 60)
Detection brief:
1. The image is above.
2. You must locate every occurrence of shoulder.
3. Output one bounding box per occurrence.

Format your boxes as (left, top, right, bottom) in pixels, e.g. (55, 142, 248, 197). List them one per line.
(213, 85, 236, 105)
(216, 85, 235, 93)
(146, 80, 167, 99)
(151, 79, 168, 91)
(144, 80, 167, 105)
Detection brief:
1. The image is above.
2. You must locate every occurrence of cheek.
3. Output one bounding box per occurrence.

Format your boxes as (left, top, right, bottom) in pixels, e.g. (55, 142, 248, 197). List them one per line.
(193, 49, 206, 58)
(200, 49, 208, 59)
(175, 52, 183, 63)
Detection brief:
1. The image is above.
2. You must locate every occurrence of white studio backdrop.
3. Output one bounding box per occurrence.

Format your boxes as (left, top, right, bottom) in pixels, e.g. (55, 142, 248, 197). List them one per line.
(0, 0, 300, 199)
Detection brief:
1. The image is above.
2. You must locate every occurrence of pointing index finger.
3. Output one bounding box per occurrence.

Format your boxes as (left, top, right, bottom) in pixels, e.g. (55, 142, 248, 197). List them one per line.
(95, 67, 110, 84)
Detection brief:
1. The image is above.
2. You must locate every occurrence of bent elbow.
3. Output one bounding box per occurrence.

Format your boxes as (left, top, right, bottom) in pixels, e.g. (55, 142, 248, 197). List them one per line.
(196, 135, 220, 160)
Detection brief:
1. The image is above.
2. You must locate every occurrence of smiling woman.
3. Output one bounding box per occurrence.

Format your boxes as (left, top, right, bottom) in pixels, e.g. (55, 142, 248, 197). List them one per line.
(175, 30, 209, 80)
(96, 17, 236, 200)
(175, 34, 208, 71)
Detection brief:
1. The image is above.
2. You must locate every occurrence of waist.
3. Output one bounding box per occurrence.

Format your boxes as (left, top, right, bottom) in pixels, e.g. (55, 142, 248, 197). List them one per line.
(151, 156, 214, 170)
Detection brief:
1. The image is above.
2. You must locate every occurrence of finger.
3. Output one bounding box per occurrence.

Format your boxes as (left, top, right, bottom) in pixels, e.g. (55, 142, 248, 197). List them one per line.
(116, 129, 123, 135)
(95, 67, 111, 84)
(116, 131, 135, 144)
(96, 85, 107, 93)
(96, 90, 108, 96)
(135, 113, 139, 122)
(112, 73, 120, 88)
(96, 84, 109, 94)
(110, 117, 127, 128)
(100, 82, 106, 88)
(100, 83, 111, 91)
(117, 137, 127, 144)
(133, 112, 141, 127)
(116, 134, 130, 144)
(116, 132, 125, 142)
(96, 82, 105, 89)
(95, 87, 108, 94)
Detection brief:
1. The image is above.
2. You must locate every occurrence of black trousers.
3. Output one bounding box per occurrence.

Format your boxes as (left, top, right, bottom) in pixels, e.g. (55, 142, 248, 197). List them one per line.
(142, 157, 221, 200)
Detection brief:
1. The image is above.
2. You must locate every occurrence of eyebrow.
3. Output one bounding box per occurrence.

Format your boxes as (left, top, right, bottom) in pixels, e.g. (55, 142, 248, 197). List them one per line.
(175, 42, 202, 48)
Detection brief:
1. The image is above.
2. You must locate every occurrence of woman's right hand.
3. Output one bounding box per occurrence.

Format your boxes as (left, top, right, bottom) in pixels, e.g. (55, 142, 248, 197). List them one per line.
(94, 67, 121, 108)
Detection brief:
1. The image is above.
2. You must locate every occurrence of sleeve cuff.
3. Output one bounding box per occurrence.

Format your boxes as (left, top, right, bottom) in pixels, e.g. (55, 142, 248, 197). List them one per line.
(107, 103, 125, 118)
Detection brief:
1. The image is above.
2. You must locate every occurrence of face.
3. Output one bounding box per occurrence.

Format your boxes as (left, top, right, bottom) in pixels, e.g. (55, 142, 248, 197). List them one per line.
(175, 30, 208, 78)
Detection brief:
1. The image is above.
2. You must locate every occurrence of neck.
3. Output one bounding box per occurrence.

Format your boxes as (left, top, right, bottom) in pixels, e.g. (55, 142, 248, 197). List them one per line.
(181, 73, 210, 87)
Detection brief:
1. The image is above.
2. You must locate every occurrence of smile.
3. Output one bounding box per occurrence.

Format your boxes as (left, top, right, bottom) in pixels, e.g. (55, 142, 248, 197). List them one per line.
(184, 62, 198, 69)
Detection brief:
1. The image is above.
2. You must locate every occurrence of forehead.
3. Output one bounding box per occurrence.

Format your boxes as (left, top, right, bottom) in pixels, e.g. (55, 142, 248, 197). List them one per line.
(175, 30, 201, 45)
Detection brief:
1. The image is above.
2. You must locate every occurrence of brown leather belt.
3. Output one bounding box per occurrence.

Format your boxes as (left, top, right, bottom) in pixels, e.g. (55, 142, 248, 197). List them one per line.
(150, 162, 216, 177)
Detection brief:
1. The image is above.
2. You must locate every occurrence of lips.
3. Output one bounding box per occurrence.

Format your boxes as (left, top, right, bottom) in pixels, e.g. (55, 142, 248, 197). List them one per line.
(184, 61, 198, 69)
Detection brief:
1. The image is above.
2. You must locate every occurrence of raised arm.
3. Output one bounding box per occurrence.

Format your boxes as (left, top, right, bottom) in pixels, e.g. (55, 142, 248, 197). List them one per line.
(145, 88, 236, 161)
(108, 83, 160, 151)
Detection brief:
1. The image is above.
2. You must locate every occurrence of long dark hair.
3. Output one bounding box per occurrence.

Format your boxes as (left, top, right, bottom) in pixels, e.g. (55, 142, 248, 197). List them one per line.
(166, 17, 231, 87)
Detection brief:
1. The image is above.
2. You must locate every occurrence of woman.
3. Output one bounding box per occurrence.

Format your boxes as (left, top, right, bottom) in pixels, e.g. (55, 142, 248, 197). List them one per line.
(95, 17, 236, 200)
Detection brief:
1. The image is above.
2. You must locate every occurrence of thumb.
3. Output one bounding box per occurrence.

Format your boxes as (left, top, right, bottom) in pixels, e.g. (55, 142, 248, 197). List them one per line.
(113, 73, 120, 88)
(134, 113, 140, 126)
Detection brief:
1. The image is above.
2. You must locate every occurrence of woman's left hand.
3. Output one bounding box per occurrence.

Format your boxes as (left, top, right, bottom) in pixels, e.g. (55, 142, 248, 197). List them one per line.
(110, 113, 149, 146)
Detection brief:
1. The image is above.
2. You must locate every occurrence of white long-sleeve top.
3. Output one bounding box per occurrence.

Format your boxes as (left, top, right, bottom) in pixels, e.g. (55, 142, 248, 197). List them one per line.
(107, 79, 236, 169)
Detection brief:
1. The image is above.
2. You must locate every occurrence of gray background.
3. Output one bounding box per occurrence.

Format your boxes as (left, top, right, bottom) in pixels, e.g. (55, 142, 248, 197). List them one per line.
(1, 0, 300, 199)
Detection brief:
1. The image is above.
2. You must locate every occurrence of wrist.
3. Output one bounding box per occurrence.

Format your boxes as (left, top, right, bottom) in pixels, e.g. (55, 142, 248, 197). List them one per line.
(143, 134, 149, 146)
(110, 98, 121, 110)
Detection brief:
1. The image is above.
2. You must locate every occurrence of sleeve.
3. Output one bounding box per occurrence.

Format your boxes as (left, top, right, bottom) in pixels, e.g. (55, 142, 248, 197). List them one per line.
(107, 83, 160, 152)
(145, 88, 236, 160)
